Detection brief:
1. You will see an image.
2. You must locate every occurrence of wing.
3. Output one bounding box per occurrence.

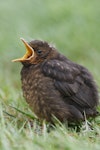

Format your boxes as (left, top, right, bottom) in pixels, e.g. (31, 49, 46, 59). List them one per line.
(42, 59, 80, 83)
(42, 59, 93, 108)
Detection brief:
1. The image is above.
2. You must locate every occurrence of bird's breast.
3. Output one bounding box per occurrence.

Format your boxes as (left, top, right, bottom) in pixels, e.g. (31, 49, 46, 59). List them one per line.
(21, 65, 56, 118)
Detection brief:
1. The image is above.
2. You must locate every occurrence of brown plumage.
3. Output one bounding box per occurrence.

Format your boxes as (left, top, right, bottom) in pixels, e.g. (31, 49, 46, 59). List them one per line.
(12, 38, 99, 124)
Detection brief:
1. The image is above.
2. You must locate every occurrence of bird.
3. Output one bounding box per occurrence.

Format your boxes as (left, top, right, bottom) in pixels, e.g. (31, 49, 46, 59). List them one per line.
(12, 38, 99, 124)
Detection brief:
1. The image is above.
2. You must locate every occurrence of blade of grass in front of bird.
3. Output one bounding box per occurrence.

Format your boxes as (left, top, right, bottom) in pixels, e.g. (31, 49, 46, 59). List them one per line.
(3, 110, 16, 118)
(9, 105, 37, 120)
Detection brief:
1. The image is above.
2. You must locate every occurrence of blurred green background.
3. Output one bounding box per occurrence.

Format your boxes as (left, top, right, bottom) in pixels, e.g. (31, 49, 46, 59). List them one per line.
(0, 0, 100, 111)
(0, 0, 100, 86)
(0, 0, 100, 150)
(0, 0, 100, 110)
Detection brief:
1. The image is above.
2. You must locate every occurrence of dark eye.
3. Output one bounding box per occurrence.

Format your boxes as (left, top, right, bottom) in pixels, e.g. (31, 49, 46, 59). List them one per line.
(37, 49, 42, 54)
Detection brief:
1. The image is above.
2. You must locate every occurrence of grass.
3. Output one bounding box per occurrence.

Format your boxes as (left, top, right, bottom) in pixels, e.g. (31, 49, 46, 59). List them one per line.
(0, 0, 100, 149)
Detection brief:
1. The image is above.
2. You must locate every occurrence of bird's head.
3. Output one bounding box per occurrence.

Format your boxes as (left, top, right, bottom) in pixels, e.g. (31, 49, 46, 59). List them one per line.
(12, 38, 57, 65)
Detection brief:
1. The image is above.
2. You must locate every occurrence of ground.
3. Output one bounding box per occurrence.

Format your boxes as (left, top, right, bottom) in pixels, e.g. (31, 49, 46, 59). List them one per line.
(0, 0, 100, 150)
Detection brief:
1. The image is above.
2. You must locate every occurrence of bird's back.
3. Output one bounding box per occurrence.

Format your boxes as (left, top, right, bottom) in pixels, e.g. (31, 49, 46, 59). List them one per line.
(42, 55, 99, 121)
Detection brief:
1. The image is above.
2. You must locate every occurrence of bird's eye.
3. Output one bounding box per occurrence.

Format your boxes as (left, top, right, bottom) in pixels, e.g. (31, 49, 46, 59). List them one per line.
(37, 49, 42, 54)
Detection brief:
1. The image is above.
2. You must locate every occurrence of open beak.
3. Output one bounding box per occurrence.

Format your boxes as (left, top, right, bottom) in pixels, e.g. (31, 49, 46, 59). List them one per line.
(12, 38, 34, 62)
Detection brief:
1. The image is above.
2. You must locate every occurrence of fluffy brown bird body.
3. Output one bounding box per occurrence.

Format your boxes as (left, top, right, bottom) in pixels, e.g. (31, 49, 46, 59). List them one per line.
(12, 39, 99, 123)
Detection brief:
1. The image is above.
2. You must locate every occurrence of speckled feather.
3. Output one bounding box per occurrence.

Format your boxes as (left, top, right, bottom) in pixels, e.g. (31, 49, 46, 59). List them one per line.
(20, 40, 99, 123)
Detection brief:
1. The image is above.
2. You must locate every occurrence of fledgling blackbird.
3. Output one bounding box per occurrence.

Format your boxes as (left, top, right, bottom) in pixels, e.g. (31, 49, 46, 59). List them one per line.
(12, 38, 99, 124)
